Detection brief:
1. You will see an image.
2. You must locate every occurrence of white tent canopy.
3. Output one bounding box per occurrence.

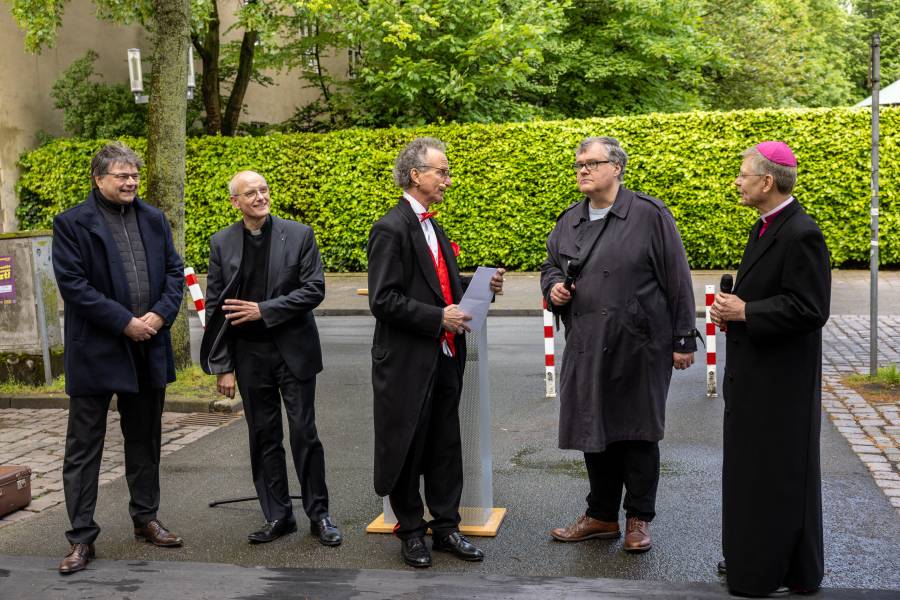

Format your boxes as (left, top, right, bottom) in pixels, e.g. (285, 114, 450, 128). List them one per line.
(856, 78, 900, 106)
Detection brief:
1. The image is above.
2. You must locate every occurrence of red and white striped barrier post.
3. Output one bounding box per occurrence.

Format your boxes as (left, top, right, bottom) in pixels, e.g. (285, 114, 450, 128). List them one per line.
(705, 284, 717, 397)
(184, 267, 206, 328)
(543, 298, 557, 398)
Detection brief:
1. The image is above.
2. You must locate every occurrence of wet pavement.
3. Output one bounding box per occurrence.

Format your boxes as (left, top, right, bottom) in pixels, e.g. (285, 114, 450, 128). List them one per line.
(1, 316, 898, 598)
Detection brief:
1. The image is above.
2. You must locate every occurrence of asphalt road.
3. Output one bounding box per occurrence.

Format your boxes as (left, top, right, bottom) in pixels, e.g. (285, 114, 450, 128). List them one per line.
(1, 317, 898, 596)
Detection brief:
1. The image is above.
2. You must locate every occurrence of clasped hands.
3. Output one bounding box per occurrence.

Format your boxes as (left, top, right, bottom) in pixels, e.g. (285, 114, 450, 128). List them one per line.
(123, 312, 165, 342)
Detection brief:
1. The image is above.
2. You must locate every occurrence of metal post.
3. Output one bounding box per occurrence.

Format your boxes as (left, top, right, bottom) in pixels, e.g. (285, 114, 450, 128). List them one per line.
(31, 243, 53, 385)
(870, 33, 880, 376)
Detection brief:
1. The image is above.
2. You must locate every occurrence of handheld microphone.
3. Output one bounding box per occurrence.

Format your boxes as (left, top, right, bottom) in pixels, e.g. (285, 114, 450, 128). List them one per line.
(720, 274, 733, 294)
(717, 274, 733, 332)
(564, 260, 580, 292)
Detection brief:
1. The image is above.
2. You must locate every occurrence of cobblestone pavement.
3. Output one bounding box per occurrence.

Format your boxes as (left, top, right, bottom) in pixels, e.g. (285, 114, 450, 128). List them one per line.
(822, 315, 900, 513)
(0, 409, 240, 528)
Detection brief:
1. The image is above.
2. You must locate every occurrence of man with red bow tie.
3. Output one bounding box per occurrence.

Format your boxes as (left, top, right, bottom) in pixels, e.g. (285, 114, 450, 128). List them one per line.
(367, 137, 504, 568)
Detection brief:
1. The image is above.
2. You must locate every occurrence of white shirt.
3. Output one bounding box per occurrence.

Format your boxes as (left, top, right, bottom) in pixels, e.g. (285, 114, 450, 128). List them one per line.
(404, 192, 438, 260)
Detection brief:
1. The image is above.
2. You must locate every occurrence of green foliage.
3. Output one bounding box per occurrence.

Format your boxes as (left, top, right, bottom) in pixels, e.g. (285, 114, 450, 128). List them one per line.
(16, 107, 900, 272)
(848, 364, 900, 387)
(51, 50, 148, 139)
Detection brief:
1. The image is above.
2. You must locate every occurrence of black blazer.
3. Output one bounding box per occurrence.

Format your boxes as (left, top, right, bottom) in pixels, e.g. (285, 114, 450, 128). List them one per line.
(367, 198, 467, 496)
(200, 216, 325, 381)
(51, 190, 184, 396)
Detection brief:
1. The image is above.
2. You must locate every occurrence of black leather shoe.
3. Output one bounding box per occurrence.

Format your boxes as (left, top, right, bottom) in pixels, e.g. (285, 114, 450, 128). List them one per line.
(310, 516, 342, 546)
(247, 517, 297, 544)
(717, 559, 726, 575)
(401, 536, 432, 568)
(432, 531, 484, 562)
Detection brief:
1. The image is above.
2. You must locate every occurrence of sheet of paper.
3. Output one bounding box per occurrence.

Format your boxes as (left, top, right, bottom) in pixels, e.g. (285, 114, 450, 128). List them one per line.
(458, 266, 497, 333)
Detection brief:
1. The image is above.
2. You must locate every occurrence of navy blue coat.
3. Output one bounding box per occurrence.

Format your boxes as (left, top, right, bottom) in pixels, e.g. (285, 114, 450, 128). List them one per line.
(52, 190, 184, 396)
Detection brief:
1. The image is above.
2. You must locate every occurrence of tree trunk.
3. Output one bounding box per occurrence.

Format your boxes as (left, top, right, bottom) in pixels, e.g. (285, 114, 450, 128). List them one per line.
(193, 1, 222, 135)
(146, 0, 192, 370)
(222, 29, 258, 136)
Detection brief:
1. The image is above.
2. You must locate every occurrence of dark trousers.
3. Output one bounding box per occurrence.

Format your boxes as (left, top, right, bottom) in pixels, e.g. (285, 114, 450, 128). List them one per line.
(234, 339, 329, 523)
(63, 384, 165, 544)
(389, 353, 464, 540)
(584, 440, 659, 523)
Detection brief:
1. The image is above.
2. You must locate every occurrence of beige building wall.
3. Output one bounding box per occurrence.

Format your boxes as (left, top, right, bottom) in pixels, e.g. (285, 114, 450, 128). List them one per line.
(0, 5, 148, 233)
(0, 2, 339, 233)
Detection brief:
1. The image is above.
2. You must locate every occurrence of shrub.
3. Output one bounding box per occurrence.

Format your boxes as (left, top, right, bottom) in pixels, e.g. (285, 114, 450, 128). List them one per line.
(16, 107, 899, 272)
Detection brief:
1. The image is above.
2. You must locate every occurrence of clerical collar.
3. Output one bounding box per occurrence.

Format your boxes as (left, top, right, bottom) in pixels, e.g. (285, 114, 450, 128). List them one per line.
(244, 214, 272, 237)
(761, 196, 794, 222)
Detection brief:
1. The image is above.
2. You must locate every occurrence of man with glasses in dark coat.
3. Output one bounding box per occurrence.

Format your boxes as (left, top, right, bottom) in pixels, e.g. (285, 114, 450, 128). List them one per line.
(711, 142, 830, 596)
(541, 136, 697, 554)
(368, 137, 505, 568)
(52, 142, 185, 574)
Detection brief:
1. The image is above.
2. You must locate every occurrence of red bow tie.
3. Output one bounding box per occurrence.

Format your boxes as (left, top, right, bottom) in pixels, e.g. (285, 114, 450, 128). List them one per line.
(419, 212, 437, 222)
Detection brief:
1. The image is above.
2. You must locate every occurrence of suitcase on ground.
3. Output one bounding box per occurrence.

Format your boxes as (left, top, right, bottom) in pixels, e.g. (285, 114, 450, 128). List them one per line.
(0, 466, 32, 517)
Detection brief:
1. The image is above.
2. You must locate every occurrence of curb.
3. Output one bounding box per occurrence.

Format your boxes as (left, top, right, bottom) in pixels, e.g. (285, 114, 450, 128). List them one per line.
(0, 393, 242, 414)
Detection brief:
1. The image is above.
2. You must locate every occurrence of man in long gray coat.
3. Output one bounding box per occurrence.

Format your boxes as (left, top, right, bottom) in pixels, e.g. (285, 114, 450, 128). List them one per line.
(540, 136, 697, 553)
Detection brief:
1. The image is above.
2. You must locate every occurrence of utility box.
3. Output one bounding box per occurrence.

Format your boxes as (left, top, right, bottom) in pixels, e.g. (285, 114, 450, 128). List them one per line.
(0, 231, 63, 385)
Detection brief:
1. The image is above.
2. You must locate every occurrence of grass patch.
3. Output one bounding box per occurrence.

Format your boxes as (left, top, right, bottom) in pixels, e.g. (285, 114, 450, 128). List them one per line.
(0, 375, 66, 394)
(166, 365, 218, 397)
(845, 365, 900, 404)
(0, 366, 217, 397)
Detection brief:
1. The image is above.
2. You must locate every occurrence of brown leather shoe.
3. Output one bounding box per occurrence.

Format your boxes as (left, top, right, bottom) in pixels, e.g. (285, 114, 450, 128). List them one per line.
(550, 514, 620, 542)
(134, 519, 183, 547)
(59, 543, 94, 574)
(623, 517, 652, 552)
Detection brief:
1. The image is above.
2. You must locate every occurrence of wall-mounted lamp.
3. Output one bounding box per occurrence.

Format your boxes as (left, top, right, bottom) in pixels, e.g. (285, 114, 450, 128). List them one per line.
(128, 48, 149, 104)
(128, 47, 196, 104)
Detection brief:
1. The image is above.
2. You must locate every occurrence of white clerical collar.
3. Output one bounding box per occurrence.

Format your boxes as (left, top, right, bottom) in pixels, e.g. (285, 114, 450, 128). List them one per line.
(403, 192, 427, 216)
(761, 196, 794, 221)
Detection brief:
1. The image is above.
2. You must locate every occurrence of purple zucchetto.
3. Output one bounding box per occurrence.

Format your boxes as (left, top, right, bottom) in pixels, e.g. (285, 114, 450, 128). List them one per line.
(755, 141, 797, 167)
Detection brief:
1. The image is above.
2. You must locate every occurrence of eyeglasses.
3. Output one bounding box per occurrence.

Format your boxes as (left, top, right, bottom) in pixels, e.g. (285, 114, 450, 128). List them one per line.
(736, 173, 767, 182)
(105, 172, 140, 182)
(572, 160, 610, 172)
(415, 165, 452, 179)
(234, 186, 270, 200)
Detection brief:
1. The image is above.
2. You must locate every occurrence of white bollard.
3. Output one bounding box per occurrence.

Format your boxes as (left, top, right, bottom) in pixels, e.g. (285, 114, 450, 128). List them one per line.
(184, 267, 206, 329)
(543, 298, 556, 398)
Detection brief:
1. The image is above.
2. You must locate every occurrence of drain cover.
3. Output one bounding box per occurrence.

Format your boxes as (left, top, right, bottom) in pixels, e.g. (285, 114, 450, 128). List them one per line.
(176, 412, 242, 427)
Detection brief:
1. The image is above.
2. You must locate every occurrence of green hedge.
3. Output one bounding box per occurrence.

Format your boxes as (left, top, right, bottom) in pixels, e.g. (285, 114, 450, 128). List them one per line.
(16, 107, 899, 271)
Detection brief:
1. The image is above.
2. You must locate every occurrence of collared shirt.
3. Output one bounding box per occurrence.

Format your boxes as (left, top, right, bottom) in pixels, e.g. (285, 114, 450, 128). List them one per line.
(761, 195, 794, 222)
(758, 196, 795, 238)
(403, 192, 438, 260)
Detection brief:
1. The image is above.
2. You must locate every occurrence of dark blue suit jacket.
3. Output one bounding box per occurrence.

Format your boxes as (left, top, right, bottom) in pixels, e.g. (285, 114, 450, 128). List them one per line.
(52, 189, 184, 396)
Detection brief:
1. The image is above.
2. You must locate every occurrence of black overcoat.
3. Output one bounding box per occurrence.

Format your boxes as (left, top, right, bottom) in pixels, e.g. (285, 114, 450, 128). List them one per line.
(540, 188, 697, 452)
(200, 216, 325, 381)
(367, 199, 466, 497)
(722, 199, 830, 595)
(51, 190, 184, 396)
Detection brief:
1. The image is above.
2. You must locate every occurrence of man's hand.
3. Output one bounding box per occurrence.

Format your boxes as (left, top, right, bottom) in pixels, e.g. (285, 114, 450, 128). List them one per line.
(490, 268, 507, 295)
(711, 292, 746, 325)
(442, 304, 472, 334)
(673, 351, 694, 370)
(549, 282, 574, 307)
(139, 311, 165, 333)
(216, 372, 236, 399)
(123, 317, 157, 341)
(223, 299, 262, 325)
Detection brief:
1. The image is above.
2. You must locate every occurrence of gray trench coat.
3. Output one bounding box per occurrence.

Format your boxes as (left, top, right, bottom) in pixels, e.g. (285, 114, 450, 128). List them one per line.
(540, 187, 697, 452)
